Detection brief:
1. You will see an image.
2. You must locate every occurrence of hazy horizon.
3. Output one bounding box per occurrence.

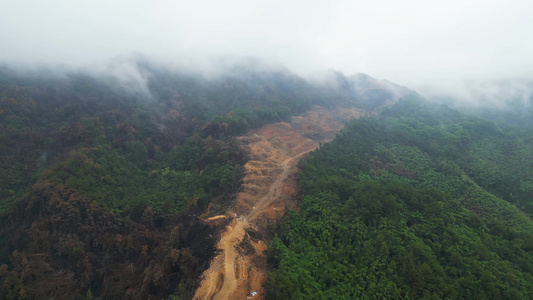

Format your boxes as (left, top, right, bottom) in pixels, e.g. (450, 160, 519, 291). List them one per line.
(2, 0, 533, 101)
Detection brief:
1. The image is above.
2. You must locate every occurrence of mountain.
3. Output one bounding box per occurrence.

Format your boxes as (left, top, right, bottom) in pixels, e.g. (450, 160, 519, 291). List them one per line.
(0, 60, 407, 299)
(1, 59, 531, 299)
(266, 96, 533, 299)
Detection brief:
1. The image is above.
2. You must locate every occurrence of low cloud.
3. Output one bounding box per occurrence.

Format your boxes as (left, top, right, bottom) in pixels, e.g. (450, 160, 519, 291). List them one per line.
(87, 55, 154, 99)
(1, 0, 533, 105)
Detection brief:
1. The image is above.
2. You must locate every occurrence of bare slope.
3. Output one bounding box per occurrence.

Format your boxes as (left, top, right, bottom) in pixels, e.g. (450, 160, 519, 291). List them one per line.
(194, 106, 365, 300)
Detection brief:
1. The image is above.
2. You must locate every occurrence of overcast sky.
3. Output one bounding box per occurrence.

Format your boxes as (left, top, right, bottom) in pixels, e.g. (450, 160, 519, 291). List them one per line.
(1, 0, 533, 96)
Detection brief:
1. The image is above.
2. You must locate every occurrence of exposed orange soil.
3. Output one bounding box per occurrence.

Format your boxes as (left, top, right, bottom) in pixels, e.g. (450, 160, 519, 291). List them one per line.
(194, 106, 365, 300)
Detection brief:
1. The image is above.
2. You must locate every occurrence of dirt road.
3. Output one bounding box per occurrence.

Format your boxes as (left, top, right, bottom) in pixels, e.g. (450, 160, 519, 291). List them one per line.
(194, 106, 365, 300)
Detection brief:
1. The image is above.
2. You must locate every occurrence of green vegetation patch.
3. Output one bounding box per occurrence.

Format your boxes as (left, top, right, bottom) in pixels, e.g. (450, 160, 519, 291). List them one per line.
(267, 97, 533, 299)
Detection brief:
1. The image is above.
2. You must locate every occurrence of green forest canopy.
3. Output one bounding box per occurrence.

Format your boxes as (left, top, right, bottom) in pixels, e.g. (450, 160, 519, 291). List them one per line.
(0, 63, 401, 299)
(267, 97, 533, 299)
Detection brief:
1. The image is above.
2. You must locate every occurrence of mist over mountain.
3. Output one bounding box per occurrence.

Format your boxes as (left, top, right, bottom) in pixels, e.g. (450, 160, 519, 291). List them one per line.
(2, 1, 533, 298)
(2, 1, 533, 96)
(0, 59, 414, 298)
(427, 79, 533, 127)
(1, 55, 532, 299)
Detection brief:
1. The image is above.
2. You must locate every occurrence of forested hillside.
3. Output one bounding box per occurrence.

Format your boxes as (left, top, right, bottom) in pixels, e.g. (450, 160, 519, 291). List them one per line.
(7, 59, 530, 299)
(267, 97, 533, 299)
(0, 61, 404, 299)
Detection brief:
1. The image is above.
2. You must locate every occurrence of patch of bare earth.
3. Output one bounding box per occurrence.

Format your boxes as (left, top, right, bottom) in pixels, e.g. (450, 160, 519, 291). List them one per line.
(194, 106, 365, 300)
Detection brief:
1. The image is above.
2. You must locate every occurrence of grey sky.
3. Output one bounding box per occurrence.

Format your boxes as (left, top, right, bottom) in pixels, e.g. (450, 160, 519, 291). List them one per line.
(1, 0, 532, 96)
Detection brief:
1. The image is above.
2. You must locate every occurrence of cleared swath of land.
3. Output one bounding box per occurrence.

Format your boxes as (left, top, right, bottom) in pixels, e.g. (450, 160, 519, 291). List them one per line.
(194, 106, 366, 300)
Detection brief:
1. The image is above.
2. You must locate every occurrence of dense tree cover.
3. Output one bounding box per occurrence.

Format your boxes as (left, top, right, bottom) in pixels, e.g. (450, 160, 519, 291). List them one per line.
(0, 60, 406, 299)
(0, 64, 249, 298)
(0, 179, 228, 299)
(0, 63, 403, 215)
(0, 65, 289, 214)
(267, 97, 533, 299)
(0, 71, 244, 216)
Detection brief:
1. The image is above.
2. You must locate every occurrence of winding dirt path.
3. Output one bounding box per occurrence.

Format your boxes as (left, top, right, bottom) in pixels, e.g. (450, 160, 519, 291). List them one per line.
(246, 151, 309, 221)
(194, 106, 365, 300)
